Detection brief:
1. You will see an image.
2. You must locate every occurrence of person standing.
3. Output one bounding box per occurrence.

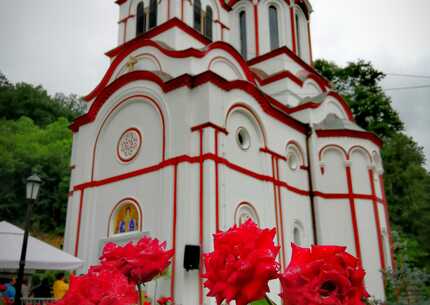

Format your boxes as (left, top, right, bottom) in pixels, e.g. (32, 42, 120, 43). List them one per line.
(3, 278, 16, 304)
(52, 273, 69, 300)
(31, 278, 51, 299)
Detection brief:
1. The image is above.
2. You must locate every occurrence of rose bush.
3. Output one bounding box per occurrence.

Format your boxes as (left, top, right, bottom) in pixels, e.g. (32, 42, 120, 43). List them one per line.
(99, 236, 174, 285)
(280, 244, 369, 305)
(53, 267, 137, 305)
(204, 220, 280, 305)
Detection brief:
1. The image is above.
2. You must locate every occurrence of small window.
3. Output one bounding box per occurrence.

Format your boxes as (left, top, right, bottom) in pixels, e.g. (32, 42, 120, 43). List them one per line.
(293, 222, 304, 246)
(239, 11, 248, 59)
(269, 6, 280, 50)
(295, 13, 301, 57)
(149, 0, 157, 29)
(194, 0, 202, 32)
(236, 127, 250, 151)
(382, 230, 390, 268)
(204, 6, 213, 40)
(136, 2, 146, 36)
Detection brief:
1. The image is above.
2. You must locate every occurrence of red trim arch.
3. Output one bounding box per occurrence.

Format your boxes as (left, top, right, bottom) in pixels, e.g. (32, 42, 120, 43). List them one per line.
(348, 145, 372, 164)
(71, 70, 307, 133)
(107, 197, 143, 236)
(86, 39, 256, 102)
(208, 56, 246, 80)
(316, 130, 383, 148)
(234, 202, 261, 226)
(90, 94, 166, 180)
(225, 103, 268, 148)
(286, 140, 306, 167)
(318, 144, 348, 161)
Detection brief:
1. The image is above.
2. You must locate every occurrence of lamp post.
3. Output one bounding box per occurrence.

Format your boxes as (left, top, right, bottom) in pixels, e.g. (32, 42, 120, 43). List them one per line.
(14, 174, 41, 305)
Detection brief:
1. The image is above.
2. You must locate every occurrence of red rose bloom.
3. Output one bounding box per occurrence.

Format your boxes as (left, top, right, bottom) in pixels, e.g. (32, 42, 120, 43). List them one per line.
(100, 236, 174, 284)
(280, 244, 369, 305)
(157, 296, 174, 305)
(204, 220, 280, 305)
(52, 267, 137, 305)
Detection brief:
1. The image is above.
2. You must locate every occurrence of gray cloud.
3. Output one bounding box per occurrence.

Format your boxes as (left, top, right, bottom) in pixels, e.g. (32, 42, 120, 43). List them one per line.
(0, 0, 429, 168)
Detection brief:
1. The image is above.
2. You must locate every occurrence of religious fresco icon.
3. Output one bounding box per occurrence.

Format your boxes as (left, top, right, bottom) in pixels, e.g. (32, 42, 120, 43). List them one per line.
(113, 201, 140, 235)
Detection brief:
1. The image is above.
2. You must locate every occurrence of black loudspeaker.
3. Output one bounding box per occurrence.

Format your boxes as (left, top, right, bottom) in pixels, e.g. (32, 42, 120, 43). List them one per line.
(183, 245, 200, 271)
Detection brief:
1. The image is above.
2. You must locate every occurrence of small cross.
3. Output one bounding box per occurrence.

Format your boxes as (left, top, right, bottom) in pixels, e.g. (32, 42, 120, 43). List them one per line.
(126, 56, 138, 72)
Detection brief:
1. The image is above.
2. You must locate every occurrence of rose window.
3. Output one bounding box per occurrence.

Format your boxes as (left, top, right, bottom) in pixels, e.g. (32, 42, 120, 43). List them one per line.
(117, 128, 142, 162)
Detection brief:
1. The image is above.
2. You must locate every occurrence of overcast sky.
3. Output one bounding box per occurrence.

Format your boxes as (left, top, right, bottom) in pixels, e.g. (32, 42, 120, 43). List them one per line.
(0, 0, 429, 168)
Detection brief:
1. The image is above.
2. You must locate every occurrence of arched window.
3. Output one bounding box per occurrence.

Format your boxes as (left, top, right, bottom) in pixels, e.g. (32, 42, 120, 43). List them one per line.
(136, 2, 146, 36)
(204, 6, 213, 40)
(269, 5, 280, 50)
(239, 11, 247, 59)
(194, 0, 202, 32)
(149, 0, 157, 29)
(294, 6, 308, 59)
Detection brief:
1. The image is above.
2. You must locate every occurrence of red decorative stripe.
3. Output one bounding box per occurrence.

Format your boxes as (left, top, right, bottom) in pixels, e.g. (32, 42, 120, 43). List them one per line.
(72, 71, 307, 134)
(171, 164, 178, 298)
(379, 175, 396, 270)
(74, 190, 85, 257)
(248, 46, 330, 88)
(345, 166, 362, 264)
(290, 6, 297, 54)
(260, 147, 287, 161)
(316, 130, 383, 148)
(368, 169, 386, 271)
(198, 129, 204, 305)
(191, 122, 228, 135)
(253, 3, 260, 57)
(106, 18, 211, 59)
(85, 39, 256, 102)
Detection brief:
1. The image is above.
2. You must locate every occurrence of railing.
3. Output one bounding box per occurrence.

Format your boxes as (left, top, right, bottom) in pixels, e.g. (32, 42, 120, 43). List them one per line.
(21, 298, 56, 305)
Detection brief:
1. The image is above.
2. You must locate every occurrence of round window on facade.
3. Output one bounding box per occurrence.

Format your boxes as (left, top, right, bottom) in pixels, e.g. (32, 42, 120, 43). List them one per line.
(236, 127, 251, 151)
(117, 128, 142, 162)
(235, 202, 260, 227)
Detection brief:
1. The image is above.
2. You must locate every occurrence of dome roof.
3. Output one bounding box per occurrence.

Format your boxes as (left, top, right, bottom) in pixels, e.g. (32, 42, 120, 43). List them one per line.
(315, 113, 364, 131)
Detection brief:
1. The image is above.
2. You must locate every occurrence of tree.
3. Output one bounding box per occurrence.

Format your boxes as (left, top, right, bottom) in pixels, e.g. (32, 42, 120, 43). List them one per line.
(314, 59, 404, 139)
(0, 116, 72, 234)
(0, 71, 84, 126)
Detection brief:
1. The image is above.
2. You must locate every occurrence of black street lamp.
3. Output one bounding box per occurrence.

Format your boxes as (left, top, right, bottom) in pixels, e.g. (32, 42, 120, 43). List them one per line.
(14, 174, 41, 305)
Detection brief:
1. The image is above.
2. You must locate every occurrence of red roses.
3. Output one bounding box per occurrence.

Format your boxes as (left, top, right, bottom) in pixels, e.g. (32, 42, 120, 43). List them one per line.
(100, 236, 175, 285)
(280, 244, 369, 305)
(53, 268, 138, 305)
(203, 220, 280, 305)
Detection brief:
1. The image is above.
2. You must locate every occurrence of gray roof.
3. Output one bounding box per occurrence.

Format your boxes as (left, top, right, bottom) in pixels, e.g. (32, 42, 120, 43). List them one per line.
(315, 113, 364, 131)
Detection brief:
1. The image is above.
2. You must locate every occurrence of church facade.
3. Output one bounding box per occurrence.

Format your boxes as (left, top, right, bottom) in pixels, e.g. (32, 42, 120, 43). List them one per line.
(64, 0, 394, 303)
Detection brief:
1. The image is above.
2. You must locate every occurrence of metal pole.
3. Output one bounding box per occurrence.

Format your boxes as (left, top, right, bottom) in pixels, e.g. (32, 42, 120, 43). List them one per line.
(14, 198, 34, 305)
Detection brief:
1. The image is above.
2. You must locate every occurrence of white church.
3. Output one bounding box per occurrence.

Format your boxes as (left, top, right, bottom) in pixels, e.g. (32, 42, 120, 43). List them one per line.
(64, 0, 394, 303)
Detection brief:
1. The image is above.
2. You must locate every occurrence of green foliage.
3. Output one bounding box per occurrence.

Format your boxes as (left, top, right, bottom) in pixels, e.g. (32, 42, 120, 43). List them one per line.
(314, 59, 404, 139)
(0, 71, 79, 235)
(0, 116, 72, 234)
(0, 71, 84, 126)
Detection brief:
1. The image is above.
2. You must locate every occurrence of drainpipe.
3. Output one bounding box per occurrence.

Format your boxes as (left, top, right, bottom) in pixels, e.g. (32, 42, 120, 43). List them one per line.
(306, 125, 318, 245)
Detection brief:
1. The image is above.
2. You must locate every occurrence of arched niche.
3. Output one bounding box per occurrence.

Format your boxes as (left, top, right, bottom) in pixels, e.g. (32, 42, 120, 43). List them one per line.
(349, 146, 372, 194)
(318, 145, 348, 193)
(208, 56, 244, 81)
(92, 94, 165, 180)
(108, 198, 142, 236)
(234, 202, 260, 227)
